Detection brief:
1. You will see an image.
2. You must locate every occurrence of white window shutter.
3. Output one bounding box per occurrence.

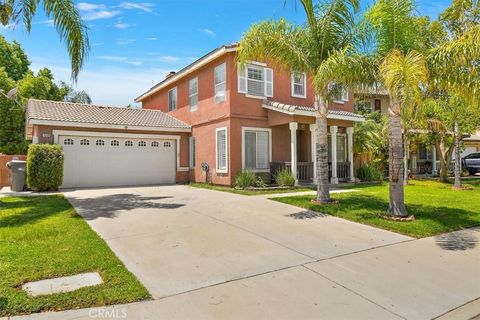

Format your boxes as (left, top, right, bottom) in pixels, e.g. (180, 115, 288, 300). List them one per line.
(265, 68, 273, 97)
(238, 64, 247, 93)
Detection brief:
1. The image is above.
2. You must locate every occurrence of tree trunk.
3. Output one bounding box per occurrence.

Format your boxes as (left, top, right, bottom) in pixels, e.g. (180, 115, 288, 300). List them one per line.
(403, 132, 409, 185)
(453, 121, 462, 188)
(387, 103, 408, 217)
(315, 94, 331, 203)
(436, 137, 454, 183)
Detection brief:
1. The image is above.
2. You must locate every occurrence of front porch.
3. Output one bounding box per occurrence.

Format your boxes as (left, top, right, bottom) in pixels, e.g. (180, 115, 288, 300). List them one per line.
(269, 122, 355, 185)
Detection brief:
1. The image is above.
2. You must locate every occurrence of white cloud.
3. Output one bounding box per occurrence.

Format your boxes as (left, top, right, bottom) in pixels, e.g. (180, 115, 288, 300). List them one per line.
(201, 28, 216, 38)
(116, 39, 136, 45)
(83, 10, 120, 20)
(76, 3, 106, 11)
(119, 2, 154, 13)
(159, 56, 179, 63)
(114, 22, 129, 29)
(76, 2, 119, 20)
(97, 56, 128, 62)
(146, 37, 157, 41)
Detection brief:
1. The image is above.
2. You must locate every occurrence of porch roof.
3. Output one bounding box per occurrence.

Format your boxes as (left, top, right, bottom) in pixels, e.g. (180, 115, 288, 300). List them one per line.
(263, 100, 365, 122)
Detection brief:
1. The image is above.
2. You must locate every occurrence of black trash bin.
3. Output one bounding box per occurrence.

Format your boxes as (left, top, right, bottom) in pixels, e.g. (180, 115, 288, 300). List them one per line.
(6, 160, 27, 192)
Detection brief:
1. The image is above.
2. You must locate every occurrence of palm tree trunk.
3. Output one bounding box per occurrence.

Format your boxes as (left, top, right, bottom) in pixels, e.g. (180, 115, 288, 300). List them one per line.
(387, 103, 408, 217)
(403, 132, 409, 185)
(453, 121, 462, 188)
(314, 94, 331, 203)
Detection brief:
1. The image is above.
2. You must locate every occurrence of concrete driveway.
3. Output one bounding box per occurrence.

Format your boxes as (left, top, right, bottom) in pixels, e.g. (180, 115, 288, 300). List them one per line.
(22, 185, 479, 320)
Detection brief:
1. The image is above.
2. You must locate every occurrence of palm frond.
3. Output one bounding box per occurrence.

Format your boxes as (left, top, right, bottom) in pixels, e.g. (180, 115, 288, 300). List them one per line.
(42, 0, 89, 81)
(314, 47, 378, 95)
(237, 19, 312, 72)
(380, 49, 428, 106)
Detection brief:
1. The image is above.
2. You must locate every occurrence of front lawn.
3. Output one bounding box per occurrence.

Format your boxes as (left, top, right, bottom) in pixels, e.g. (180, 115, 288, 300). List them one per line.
(273, 179, 480, 238)
(189, 183, 314, 195)
(0, 195, 150, 317)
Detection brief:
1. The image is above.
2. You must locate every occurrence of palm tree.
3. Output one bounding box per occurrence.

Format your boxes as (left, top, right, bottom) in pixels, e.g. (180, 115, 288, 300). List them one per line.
(0, 0, 89, 80)
(237, 0, 360, 203)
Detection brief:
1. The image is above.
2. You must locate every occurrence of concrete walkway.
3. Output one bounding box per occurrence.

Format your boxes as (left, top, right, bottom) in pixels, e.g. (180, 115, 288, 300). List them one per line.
(6, 185, 480, 320)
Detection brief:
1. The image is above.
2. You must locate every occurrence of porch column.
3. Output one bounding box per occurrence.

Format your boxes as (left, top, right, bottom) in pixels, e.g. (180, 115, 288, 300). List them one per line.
(347, 127, 354, 182)
(289, 122, 298, 185)
(309, 124, 317, 184)
(330, 126, 339, 184)
(432, 145, 438, 175)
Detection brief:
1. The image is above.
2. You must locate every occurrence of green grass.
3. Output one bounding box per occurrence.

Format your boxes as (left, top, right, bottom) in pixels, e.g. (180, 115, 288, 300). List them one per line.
(273, 179, 480, 238)
(0, 196, 150, 316)
(189, 183, 314, 195)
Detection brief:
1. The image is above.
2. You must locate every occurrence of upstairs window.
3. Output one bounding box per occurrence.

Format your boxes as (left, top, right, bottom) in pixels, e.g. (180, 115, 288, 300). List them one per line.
(214, 63, 226, 103)
(189, 77, 198, 111)
(291, 72, 306, 98)
(238, 63, 273, 98)
(168, 87, 177, 111)
(328, 83, 349, 104)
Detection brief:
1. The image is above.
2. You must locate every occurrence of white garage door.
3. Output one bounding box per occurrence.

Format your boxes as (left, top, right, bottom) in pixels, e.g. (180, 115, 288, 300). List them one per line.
(59, 134, 176, 188)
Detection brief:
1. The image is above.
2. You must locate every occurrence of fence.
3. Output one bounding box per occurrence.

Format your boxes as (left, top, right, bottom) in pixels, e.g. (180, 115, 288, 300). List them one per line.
(0, 154, 27, 187)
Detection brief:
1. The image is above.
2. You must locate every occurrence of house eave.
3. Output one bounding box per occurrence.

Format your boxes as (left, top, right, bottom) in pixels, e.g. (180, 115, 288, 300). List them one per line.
(262, 103, 365, 122)
(135, 45, 238, 103)
(28, 119, 192, 133)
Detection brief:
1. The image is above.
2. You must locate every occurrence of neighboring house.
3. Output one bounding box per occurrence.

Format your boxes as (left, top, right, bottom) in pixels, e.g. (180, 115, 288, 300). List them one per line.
(354, 93, 480, 175)
(135, 43, 364, 186)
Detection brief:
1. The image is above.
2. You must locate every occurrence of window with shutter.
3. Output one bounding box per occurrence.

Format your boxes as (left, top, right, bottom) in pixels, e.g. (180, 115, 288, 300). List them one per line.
(243, 128, 271, 171)
(238, 63, 273, 98)
(216, 127, 228, 172)
(189, 136, 196, 168)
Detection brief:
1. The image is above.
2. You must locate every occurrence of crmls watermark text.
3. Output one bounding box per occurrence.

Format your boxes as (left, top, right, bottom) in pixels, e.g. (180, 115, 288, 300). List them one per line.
(89, 308, 127, 319)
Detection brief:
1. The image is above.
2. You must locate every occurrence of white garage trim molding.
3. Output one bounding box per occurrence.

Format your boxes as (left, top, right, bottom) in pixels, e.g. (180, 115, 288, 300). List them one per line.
(52, 130, 189, 172)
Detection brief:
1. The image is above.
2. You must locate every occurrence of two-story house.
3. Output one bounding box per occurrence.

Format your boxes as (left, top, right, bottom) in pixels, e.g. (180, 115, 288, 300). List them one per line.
(24, 43, 365, 188)
(136, 43, 364, 186)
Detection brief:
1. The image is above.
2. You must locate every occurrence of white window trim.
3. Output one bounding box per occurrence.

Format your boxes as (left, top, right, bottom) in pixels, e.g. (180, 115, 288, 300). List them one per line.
(168, 87, 177, 111)
(215, 127, 228, 173)
(189, 77, 198, 112)
(291, 72, 307, 98)
(241, 127, 273, 172)
(214, 63, 226, 104)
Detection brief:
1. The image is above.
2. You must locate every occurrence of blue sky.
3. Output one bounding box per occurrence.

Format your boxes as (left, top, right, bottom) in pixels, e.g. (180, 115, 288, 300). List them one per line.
(1, 0, 451, 106)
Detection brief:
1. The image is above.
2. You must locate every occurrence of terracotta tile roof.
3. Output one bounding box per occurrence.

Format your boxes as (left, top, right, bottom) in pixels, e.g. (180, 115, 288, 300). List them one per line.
(263, 100, 365, 120)
(26, 99, 190, 130)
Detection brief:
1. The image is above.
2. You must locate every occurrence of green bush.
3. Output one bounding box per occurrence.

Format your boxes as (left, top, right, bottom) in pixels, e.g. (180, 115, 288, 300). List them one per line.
(234, 170, 256, 189)
(357, 163, 383, 182)
(27, 144, 64, 191)
(275, 169, 295, 187)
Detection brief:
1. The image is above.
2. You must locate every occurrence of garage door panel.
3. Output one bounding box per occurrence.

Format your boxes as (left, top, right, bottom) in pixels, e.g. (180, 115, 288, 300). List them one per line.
(60, 135, 176, 188)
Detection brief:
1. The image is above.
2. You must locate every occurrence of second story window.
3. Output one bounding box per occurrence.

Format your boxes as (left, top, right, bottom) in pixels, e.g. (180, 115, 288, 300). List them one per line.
(168, 87, 177, 111)
(238, 63, 273, 98)
(214, 63, 226, 103)
(291, 72, 306, 98)
(189, 77, 198, 111)
(328, 82, 349, 104)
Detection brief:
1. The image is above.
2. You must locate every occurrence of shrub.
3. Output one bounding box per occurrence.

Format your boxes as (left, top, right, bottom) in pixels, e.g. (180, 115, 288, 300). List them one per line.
(357, 163, 383, 182)
(275, 169, 295, 187)
(234, 170, 256, 189)
(27, 144, 64, 191)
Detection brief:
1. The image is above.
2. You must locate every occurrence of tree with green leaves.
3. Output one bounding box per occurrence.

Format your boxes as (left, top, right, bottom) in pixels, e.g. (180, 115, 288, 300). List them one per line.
(0, 0, 89, 80)
(237, 0, 360, 203)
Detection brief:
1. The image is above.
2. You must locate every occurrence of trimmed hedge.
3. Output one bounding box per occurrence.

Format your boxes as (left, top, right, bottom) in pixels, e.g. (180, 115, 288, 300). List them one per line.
(27, 144, 64, 191)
